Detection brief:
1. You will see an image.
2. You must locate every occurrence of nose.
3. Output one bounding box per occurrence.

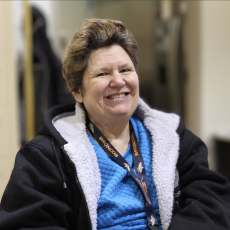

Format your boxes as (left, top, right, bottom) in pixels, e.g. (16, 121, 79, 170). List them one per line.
(109, 71, 125, 88)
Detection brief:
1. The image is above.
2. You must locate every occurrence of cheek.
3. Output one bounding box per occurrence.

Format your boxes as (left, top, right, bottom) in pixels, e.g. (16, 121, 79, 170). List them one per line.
(85, 82, 107, 100)
(130, 75, 139, 92)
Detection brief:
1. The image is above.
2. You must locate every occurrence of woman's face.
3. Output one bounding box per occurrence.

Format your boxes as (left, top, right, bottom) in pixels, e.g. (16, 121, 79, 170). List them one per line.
(73, 45, 139, 124)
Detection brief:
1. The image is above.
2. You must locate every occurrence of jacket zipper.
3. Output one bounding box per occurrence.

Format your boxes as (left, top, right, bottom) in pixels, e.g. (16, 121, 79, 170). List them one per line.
(61, 146, 92, 230)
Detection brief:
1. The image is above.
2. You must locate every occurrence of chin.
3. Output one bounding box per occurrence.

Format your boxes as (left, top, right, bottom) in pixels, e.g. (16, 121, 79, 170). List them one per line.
(109, 109, 134, 119)
(105, 102, 138, 119)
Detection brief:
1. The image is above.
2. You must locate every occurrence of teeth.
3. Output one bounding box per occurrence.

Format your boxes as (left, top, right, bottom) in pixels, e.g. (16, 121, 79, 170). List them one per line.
(108, 93, 125, 99)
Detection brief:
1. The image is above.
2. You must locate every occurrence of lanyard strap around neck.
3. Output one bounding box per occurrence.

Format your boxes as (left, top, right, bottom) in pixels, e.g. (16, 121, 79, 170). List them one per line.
(86, 116, 159, 230)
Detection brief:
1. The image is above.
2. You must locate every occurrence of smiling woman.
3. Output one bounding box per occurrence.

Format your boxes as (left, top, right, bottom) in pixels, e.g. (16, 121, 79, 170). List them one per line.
(72, 45, 139, 155)
(0, 19, 230, 230)
(73, 45, 139, 120)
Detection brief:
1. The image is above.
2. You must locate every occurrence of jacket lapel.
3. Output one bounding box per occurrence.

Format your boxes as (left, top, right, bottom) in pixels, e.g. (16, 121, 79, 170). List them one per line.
(54, 103, 101, 230)
(135, 98, 180, 230)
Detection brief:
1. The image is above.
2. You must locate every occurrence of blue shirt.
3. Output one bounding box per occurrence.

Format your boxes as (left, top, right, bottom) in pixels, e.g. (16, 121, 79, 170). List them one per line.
(87, 116, 162, 230)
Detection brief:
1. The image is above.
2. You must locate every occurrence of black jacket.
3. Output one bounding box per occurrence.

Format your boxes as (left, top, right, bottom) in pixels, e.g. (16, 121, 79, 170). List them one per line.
(0, 99, 230, 230)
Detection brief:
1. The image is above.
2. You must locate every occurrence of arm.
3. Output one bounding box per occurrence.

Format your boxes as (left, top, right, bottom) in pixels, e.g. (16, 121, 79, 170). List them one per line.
(169, 119, 230, 230)
(0, 136, 73, 230)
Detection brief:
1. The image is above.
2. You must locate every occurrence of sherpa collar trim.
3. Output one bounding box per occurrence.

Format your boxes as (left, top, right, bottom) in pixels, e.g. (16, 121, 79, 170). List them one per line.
(53, 98, 180, 230)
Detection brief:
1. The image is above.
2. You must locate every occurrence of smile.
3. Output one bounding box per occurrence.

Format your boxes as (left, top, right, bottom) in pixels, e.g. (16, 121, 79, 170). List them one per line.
(107, 93, 128, 99)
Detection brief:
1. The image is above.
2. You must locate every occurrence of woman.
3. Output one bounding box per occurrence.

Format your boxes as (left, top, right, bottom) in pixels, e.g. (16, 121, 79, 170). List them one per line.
(0, 19, 230, 230)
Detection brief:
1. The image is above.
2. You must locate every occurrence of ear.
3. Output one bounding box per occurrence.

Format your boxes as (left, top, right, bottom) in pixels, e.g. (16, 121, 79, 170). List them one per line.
(72, 89, 83, 103)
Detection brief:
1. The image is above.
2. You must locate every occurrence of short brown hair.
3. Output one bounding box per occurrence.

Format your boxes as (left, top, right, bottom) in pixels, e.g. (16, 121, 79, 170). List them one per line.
(62, 18, 138, 93)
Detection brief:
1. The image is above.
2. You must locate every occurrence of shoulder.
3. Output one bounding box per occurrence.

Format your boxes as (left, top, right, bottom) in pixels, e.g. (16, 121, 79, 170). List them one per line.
(25, 135, 53, 151)
(0, 135, 75, 230)
(4, 135, 68, 199)
(16, 135, 65, 179)
(175, 119, 209, 169)
(21, 135, 55, 161)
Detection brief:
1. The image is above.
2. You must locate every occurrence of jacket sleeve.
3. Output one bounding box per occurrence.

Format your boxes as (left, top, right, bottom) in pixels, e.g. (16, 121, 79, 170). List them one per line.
(169, 119, 230, 230)
(0, 136, 73, 230)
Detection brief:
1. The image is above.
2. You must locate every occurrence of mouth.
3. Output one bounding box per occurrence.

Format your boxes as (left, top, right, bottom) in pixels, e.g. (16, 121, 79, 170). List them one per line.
(107, 93, 129, 99)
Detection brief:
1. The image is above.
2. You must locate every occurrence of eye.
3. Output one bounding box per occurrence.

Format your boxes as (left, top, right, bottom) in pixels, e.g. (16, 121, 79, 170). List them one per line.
(97, 72, 107, 77)
(120, 69, 130, 73)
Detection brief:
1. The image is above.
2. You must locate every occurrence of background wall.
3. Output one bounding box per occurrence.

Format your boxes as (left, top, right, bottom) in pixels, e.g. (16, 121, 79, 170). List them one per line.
(185, 1, 230, 169)
(201, 1, 230, 169)
(0, 1, 20, 196)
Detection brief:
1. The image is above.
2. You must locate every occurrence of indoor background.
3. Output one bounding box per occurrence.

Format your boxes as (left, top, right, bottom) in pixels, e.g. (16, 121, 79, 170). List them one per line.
(0, 1, 230, 197)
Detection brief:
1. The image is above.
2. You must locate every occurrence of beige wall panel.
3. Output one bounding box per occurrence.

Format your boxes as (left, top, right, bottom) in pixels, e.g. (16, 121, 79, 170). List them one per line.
(200, 1, 230, 169)
(185, 1, 230, 170)
(0, 1, 19, 197)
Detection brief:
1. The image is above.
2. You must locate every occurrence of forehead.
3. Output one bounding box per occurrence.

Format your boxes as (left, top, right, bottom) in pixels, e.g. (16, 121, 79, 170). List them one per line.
(87, 45, 132, 70)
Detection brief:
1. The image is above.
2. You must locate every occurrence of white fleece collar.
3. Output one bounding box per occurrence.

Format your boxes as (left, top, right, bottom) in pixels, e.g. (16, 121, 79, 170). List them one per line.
(135, 98, 180, 230)
(53, 98, 180, 230)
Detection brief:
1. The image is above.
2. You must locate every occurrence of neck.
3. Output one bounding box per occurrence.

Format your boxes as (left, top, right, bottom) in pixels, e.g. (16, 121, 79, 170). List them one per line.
(88, 114, 130, 156)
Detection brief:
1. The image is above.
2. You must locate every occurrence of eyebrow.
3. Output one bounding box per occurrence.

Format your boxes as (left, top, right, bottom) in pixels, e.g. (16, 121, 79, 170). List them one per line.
(94, 62, 132, 72)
